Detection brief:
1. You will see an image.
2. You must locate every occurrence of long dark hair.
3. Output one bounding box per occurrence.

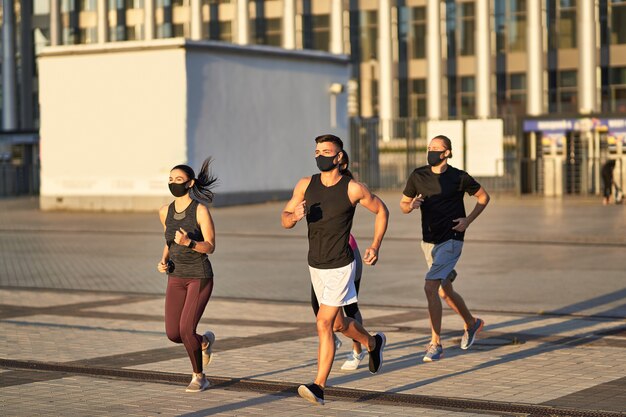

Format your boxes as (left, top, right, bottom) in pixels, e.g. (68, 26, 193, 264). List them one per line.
(171, 158, 218, 202)
(339, 150, 354, 179)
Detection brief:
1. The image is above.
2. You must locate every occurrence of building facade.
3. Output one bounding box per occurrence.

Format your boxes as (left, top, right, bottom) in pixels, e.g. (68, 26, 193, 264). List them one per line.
(2, 0, 626, 131)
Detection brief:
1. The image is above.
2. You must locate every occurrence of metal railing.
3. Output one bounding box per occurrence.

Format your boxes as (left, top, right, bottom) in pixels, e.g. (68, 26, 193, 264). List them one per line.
(349, 117, 520, 193)
(0, 161, 40, 197)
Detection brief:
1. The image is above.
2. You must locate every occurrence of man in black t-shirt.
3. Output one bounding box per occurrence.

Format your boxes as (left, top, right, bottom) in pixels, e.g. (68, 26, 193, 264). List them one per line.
(400, 135, 490, 362)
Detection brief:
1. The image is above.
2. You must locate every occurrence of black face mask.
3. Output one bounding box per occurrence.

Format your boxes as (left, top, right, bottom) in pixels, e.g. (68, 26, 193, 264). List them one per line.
(169, 180, 191, 197)
(316, 154, 339, 172)
(427, 150, 446, 167)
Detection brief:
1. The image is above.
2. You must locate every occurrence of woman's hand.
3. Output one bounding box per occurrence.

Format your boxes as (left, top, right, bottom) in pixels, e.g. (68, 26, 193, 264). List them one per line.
(174, 228, 191, 246)
(157, 259, 168, 273)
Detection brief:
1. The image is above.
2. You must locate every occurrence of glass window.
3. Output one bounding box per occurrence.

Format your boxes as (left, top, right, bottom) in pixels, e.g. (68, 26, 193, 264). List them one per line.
(78, 0, 97, 10)
(62, 0, 76, 13)
(611, 2, 626, 44)
(157, 23, 173, 38)
(558, 0, 577, 48)
(410, 7, 426, 59)
(219, 21, 232, 42)
(265, 18, 281, 47)
(510, 73, 526, 90)
(312, 15, 330, 51)
(459, 3, 475, 56)
(559, 70, 577, 87)
(461, 76, 475, 92)
(79, 27, 97, 43)
(612, 67, 626, 84)
(360, 11, 378, 59)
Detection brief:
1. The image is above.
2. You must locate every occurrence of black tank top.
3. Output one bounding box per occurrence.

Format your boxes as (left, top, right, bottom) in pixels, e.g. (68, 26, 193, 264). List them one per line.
(164, 199, 214, 279)
(304, 174, 355, 269)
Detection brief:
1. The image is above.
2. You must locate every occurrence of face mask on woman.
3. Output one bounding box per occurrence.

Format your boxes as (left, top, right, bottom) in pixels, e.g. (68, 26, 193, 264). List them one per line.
(169, 179, 192, 197)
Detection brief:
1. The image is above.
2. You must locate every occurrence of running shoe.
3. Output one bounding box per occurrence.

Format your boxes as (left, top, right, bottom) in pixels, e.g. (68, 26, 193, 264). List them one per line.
(185, 373, 210, 392)
(298, 383, 324, 405)
(202, 330, 215, 366)
(340, 350, 366, 371)
(461, 318, 484, 350)
(368, 332, 386, 374)
(422, 343, 443, 362)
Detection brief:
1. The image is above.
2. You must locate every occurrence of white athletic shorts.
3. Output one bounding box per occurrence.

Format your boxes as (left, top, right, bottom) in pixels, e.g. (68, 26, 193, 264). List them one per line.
(309, 260, 358, 307)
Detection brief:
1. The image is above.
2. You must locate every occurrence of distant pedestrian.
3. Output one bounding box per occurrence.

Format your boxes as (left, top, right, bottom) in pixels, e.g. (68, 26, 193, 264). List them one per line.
(400, 135, 490, 362)
(601, 159, 617, 205)
(157, 158, 218, 392)
(282, 134, 389, 405)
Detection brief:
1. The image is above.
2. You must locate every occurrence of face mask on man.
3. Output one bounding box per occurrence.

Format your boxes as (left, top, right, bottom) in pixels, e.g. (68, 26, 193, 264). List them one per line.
(169, 179, 192, 197)
(316, 154, 339, 172)
(427, 150, 446, 167)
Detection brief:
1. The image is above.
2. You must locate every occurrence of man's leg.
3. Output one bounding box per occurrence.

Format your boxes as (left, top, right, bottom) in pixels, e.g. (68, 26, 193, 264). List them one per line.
(332, 307, 374, 351)
(424, 280, 443, 345)
(314, 304, 341, 388)
(439, 281, 475, 329)
(440, 281, 484, 350)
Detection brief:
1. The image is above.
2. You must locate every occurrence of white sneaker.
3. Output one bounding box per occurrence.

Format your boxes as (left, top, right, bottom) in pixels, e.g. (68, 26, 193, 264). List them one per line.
(340, 350, 366, 371)
(334, 334, 342, 351)
(202, 331, 215, 366)
(185, 373, 210, 392)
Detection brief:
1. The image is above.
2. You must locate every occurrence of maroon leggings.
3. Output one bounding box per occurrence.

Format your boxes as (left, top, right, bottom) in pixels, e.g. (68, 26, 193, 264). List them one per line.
(165, 276, 213, 373)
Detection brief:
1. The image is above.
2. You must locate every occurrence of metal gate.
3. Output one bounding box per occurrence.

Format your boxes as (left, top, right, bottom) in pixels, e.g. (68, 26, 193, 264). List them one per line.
(349, 117, 520, 193)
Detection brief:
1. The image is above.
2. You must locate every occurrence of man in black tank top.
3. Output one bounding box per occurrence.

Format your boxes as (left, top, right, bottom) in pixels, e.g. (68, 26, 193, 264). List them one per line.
(282, 134, 390, 406)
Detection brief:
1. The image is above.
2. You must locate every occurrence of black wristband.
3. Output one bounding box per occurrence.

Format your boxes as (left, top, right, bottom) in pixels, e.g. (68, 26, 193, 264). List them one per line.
(187, 240, 196, 250)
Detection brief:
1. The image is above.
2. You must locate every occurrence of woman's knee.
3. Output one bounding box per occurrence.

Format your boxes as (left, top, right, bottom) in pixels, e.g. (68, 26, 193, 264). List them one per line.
(166, 328, 182, 343)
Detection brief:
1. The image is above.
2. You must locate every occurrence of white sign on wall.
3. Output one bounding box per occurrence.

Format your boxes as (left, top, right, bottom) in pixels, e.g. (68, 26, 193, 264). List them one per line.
(426, 120, 464, 170)
(465, 119, 504, 177)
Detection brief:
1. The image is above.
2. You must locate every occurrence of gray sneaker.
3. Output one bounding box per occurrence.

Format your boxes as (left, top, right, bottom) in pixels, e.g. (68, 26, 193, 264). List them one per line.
(461, 318, 484, 350)
(202, 331, 215, 366)
(423, 344, 443, 362)
(185, 373, 210, 392)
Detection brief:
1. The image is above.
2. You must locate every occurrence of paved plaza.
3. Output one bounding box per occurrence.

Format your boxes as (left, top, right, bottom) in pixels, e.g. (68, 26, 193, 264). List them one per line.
(1, 192, 625, 416)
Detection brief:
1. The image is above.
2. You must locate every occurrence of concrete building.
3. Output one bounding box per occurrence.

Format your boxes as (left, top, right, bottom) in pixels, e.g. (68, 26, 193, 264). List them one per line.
(2, 0, 626, 131)
(3, 1, 626, 200)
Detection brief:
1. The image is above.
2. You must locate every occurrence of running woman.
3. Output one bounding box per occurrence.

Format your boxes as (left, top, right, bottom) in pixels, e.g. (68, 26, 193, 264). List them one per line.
(282, 134, 389, 406)
(400, 135, 490, 362)
(157, 159, 218, 393)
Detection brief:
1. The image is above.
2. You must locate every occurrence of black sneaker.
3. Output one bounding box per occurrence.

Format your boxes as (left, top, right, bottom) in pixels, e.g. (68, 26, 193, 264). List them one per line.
(368, 332, 386, 374)
(298, 383, 324, 405)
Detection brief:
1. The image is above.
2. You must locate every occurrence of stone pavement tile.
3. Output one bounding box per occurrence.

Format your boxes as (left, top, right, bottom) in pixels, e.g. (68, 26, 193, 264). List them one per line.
(1, 373, 498, 417)
(5, 313, 285, 340)
(0, 321, 170, 362)
(0, 289, 121, 308)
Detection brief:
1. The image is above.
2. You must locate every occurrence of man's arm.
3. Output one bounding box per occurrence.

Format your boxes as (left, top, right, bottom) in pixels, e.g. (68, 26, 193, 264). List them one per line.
(349, 181, 389, 265)
(400, 193, 424, 214)
(452, 187, 490, 232)
(281, 177, 311, 229)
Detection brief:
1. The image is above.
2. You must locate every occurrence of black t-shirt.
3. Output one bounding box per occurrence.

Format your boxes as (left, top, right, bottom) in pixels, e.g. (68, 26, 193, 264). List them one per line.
(403, 165, 481, 244)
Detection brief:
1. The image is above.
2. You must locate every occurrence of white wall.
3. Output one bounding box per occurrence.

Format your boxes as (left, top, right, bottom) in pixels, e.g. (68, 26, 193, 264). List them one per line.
(185, 43, 349, 196)
(38, 40, 349, 210)
(39, 41, 188, 209)
(465, 119, 504, 176)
